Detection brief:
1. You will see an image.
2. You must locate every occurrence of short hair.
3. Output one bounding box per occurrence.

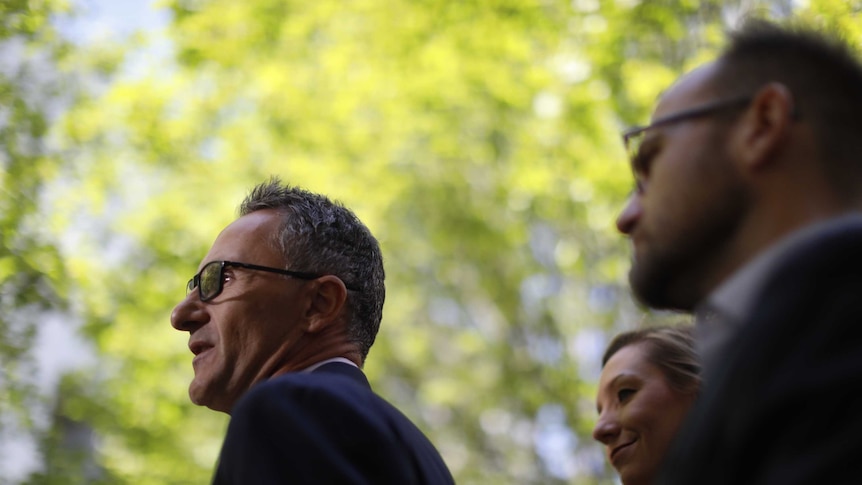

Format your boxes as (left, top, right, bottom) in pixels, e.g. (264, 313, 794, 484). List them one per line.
(601, 325, 700, 395)
(239, 177, 385, 362)
(711, 20, 862, 195)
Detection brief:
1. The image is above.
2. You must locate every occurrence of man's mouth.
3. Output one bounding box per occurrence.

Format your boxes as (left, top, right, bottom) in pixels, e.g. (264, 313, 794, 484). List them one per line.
(189, 340, 213, 356)
(189, 341, 214, 367)
(192, 347, 214, 368)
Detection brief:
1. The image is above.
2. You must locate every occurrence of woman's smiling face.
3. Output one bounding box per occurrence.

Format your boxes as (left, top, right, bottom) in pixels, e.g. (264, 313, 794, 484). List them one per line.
(593, 342, 696, 485)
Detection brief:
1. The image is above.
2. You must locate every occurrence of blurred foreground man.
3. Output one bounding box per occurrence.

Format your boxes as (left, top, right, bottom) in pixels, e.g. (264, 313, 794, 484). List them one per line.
(615, 21, 862, 484)
(171, 178, 454, 484)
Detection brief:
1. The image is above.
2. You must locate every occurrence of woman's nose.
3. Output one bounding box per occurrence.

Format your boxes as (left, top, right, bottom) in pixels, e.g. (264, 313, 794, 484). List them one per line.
(592, 412, 621, 445)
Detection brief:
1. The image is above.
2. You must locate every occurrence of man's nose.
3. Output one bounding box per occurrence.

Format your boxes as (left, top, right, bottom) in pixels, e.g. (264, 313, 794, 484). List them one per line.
(170, 293, 208, 332)
(616, 193, 643, 235)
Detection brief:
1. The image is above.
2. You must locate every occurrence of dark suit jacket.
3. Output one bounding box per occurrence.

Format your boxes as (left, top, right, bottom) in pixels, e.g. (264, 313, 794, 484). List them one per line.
(657, 221, 862, 484)
(212, 362, 455, 485)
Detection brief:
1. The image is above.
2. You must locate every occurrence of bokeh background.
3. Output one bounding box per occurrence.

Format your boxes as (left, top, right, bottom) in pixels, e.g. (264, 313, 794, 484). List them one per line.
(1, 0, 860, 483)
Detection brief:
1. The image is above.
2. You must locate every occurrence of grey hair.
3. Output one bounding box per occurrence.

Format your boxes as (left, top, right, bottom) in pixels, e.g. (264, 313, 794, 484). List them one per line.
(239, 177, 385, 362)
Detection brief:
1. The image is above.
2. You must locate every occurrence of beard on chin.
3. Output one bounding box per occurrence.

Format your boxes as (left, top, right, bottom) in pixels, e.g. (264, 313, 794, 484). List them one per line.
(628, 252, 700, 312)
(627, 131, 751, 311)
(627, 190, 749, 312)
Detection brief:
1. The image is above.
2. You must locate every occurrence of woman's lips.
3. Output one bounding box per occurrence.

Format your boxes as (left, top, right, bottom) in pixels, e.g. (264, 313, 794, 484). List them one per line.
(610, 440, 636, 466)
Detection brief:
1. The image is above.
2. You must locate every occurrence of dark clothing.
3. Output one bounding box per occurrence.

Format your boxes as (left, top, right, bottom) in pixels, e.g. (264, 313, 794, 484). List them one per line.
(212, 362, 455, 485)
(657, 221, 862, 484)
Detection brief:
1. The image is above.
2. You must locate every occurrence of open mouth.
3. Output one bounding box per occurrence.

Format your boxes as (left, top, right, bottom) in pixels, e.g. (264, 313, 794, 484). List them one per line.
(192, 346, 214, 368)
(189, 340, 215, 368)
(189, 340, 213, 356)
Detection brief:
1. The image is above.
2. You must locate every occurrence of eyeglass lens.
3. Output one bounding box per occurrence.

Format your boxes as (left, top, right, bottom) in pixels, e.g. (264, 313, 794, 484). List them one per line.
(186, 262, 224, 301)
(198, 262, 222, 301)
(626, 131, 645, 165)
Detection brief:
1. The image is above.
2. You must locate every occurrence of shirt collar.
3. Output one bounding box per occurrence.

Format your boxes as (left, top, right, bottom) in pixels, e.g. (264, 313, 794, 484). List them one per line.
(301, 356, 359, 374)
(705, 213, 862, 322)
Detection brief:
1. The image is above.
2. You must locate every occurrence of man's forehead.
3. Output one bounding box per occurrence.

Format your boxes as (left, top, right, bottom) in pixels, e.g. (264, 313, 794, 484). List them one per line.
(652, 62, 721, 120)
(199, 210, 282, 270)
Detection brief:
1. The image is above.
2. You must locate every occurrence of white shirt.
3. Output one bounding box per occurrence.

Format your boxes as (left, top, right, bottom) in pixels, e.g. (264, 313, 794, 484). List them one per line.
(301, 357, 359, 374)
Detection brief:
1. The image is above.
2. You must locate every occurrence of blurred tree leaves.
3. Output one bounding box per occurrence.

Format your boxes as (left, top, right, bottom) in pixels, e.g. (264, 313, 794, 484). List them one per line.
(0, 0, 72, 443)
(3, 0, 861, 483)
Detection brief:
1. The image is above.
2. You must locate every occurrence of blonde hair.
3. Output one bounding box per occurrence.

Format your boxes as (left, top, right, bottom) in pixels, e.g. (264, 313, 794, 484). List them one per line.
(602, 325, 700, 395)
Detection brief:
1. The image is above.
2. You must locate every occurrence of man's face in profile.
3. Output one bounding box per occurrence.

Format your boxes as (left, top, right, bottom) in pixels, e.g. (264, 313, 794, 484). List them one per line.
(616, 63, 750, 310)
(171, 210, 312, 413)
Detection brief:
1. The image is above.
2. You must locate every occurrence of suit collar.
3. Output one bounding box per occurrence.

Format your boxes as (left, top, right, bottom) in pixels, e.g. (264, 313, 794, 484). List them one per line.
(706, 214, 862, 327)
(311, 361, 371, 389)
(302, 356, 358, 373)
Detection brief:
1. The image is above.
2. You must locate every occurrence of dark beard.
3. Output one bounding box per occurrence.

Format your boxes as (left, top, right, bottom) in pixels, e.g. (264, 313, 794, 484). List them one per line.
(629, 247, 703, 311)
(628, 185, 749, 311)
(627, 142, 751, 311)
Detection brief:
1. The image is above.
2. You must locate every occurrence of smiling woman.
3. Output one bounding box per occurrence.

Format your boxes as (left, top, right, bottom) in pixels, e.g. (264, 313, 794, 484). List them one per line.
(592, 325, 700, 485)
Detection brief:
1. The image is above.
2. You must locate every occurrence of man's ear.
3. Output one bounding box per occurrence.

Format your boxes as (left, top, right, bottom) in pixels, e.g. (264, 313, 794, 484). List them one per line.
(728, 82, 795, 173)
(304, 275, 348, 333)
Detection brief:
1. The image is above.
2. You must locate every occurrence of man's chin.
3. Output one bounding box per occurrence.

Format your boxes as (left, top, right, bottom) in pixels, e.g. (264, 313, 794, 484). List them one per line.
(629, 264, 693, 311)
(189, 378, 236, 414)
(188, 378, 213, 407)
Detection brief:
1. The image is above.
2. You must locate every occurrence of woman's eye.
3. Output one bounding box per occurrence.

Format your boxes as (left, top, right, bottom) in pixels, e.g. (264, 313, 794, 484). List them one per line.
(617, 389, 636, 402)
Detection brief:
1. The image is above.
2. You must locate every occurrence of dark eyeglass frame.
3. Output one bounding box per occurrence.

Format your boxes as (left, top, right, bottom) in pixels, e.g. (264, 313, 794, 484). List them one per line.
(622, 95, 753, 162)
(186, 260, 358, 302)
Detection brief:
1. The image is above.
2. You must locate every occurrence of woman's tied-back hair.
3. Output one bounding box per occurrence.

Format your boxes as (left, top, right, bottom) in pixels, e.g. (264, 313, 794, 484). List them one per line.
(602, 325, 700, 395)
(239, 177, 385, 363)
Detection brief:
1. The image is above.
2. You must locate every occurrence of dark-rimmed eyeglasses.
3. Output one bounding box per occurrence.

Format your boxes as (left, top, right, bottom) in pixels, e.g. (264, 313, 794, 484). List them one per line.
(622, 95, 753, 167)
(186, 260, 358, 302)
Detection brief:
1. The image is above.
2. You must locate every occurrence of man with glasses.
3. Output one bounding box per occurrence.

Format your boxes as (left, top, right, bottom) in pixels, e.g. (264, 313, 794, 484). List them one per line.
(615, 21, 862, 484)
(171, 178, 454, 484)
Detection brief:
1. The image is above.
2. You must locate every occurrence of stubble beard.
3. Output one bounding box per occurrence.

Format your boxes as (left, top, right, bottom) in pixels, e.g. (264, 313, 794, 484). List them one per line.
(628, 145, 749, 311)
(629, 242, 707, 311)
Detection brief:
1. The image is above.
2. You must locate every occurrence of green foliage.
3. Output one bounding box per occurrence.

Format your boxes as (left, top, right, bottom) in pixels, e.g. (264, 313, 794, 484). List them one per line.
(0, 0, 72, 442)
(3, 0, 860, 483)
